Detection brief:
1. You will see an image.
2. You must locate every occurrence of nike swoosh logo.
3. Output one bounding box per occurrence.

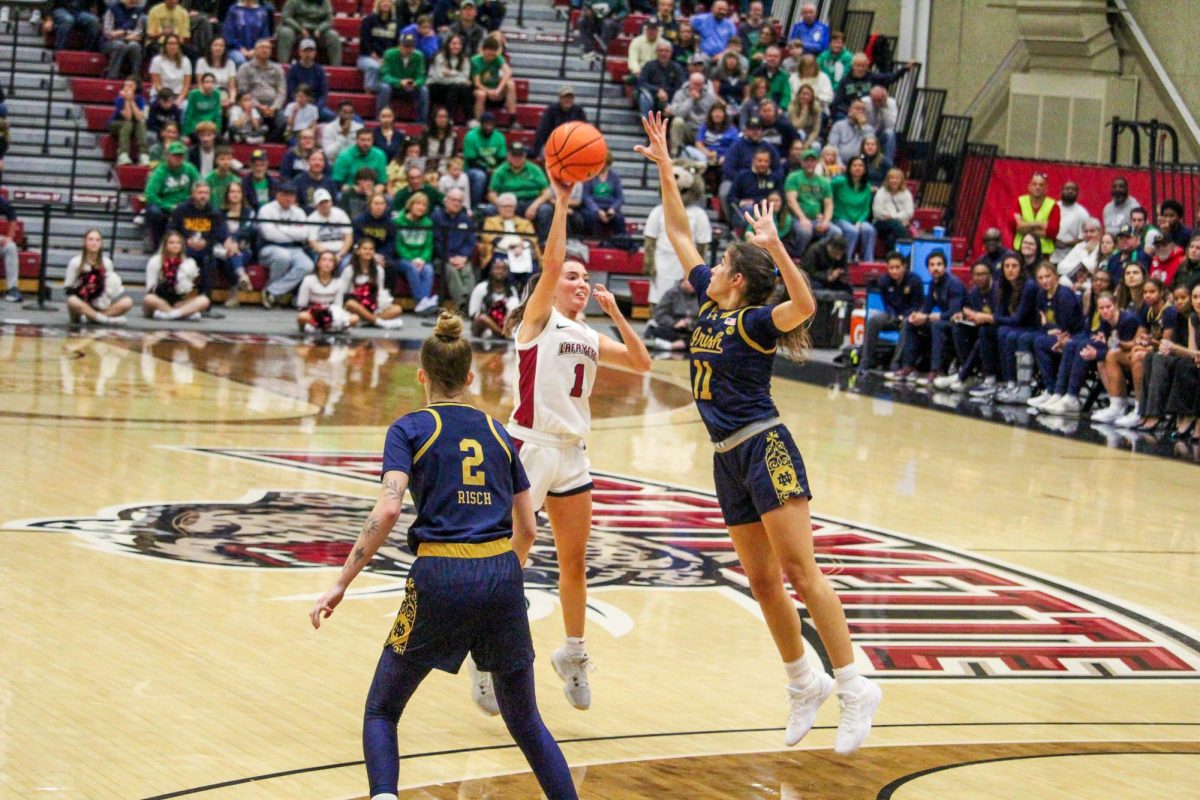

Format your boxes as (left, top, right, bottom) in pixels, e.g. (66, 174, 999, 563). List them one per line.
(555, 323, 571, 329)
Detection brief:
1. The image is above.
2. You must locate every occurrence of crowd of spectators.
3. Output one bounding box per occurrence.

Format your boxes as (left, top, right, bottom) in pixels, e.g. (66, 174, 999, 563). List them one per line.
(618, 0, 913, 262)
(855, 173, 1200, 442)
(46, 0, 637, 334)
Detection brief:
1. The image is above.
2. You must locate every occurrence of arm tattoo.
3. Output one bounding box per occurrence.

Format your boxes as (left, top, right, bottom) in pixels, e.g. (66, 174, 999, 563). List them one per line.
(382, 476, 404, 503)
(353, 546, 366, 564)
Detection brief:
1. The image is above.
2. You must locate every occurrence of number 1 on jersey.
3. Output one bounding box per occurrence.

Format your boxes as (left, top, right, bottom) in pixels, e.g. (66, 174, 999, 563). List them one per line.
(569, 363, 586, 398)
(692, 359, 713, 400)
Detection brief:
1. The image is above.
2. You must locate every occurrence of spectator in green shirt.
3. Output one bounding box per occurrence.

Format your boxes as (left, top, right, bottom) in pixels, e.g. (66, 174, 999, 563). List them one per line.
(182, 73, 224, 139)
(393, 191, 438, 311)
(377, 33, 429, 120)
(462, 110, 506, 204)
(471, 34, 517, 121)
(144, 141, 201, 250)
(816, 31, 853, 89)
(784, 148, 834, 254)
(333, 128, 389, 189)
(392, 164, 444, 214)
(831, 155, 876, 263)
(205, 146, 240, 209)
(485, 142, 552, 241)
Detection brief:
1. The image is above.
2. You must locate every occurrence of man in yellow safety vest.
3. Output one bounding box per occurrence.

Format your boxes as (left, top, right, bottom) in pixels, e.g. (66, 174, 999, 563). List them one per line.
(1010, 172, 1060, 256)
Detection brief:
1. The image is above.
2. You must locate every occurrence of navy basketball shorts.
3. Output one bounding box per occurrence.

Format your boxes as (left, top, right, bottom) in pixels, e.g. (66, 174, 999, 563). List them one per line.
(383, 544, 534, 675)
(713, 424, 813, 527)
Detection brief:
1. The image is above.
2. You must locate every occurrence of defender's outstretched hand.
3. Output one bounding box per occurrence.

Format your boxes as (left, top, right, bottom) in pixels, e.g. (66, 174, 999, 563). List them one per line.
(744, 200, 782, 249)
(634, 112, 672, 166)
(550, 174, 574, 204)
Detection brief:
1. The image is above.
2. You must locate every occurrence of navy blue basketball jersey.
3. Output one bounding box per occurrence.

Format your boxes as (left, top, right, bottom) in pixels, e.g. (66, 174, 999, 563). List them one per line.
(382, 402, 531, 554)
(687, 263, 783, 441)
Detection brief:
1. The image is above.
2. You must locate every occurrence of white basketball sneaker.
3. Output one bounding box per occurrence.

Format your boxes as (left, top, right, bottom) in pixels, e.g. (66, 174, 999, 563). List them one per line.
(466, 657, 499, 716)
(834, 681, 883, 755)
(784, 672, 835, 746)
(551, 647, 593, 710)
(1092, 399, 1128, 424)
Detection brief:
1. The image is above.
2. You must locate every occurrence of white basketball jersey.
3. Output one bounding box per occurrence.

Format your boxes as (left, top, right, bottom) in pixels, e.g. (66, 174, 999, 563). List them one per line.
(508, 307, 601, 443)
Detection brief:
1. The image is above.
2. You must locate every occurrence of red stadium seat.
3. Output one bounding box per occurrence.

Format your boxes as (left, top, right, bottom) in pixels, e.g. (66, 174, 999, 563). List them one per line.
(622, 14, 650, 36)
(628, 250, 644, 273)
(55, 50, 106, 76)
(849, 261, 888, 287)
(115, 164, 150, 191)
(514, 78, 530, 102)
(589, 248, 629, 273)
(18, 251, 42, 280)
(607, 36, 631, 58)
(332, 0, 359, 14)
(71, 77, 124, 104)
(628, 278, 650, 306)
(0, 220, 26, 247)
(912, 207, 944, 231)
(333, 16, 360, 38)
(950, 236, 967, 263)
(504, 128, 535, 148)
(282, 63, 364, 92)
(951, 265, 971, 284)
(328, 91, 374, 119)
(607, 58, 629, 82)
(244, 264, 269, 291)
(82, 105, 112, 131)
(514, 105, 541, 128)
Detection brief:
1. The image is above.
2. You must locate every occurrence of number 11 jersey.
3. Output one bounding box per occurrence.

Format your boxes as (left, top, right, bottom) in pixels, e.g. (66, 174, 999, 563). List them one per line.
(687, 263, 784, 442)
(509, 307, 601, 445)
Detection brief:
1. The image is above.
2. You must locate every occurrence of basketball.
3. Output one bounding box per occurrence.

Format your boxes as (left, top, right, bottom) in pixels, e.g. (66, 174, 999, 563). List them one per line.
(544, 122, 608, 184)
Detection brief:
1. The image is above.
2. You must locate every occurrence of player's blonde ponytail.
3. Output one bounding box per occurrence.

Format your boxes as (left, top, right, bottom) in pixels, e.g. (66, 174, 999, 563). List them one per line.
(420, 311, 472, 394)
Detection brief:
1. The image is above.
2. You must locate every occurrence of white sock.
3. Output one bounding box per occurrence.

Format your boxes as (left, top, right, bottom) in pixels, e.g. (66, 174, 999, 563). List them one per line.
(564, 636, 586, 657)
(784, 657, 814, 689)
(152, 309, 178, 320)
(371, 794, 399, 800)
(833, 663, 867, 695)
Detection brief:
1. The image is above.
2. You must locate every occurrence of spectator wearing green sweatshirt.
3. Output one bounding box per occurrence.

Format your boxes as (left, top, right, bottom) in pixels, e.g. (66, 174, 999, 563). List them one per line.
(277, 0, 341, 66)
(182, 73, 224, 138)
(393, 191, 438, 311)
(376, 33, 429, 121)
(144, 141, 201, 250)
(332, 128, 389, 189)
(485, 142, 552, 241)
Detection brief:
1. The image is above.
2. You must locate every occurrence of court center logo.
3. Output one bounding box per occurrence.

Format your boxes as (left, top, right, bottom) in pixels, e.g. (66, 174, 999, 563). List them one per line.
(12, 446, 1200, 680)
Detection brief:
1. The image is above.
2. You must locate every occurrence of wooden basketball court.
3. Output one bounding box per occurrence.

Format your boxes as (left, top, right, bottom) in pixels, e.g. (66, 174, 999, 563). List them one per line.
(1, 327, 1197, 799)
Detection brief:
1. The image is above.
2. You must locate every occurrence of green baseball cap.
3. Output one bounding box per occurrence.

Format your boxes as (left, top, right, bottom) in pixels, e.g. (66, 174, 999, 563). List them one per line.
(801, 148, 819, 160)
(166, 141, 187, 156)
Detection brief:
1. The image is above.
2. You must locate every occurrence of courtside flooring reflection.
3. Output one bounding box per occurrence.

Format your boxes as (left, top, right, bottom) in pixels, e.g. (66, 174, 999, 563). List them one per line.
(1, 326, 1197, 799)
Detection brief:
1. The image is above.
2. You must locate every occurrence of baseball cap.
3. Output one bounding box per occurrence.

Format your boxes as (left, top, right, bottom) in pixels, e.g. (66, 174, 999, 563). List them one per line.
(299, 38, 316, 50)
(801, 148, 818, 160)
(313, 188, 332, 204)
(1117, 223, 1135, 237)
(509, 141, 526, 155)
(460, 0, 476, 6)
(479, 111, 496, 123)
(1147, 229, 1167, 247)
(166, 141, 186, 156)
(746, 116, 763, 128)
(277, 181, 298, 194)
(688, 53, 707, 65)
(558, 85, 575, 97)
(644, 19, 659, 28)
(400, 33, 416, 45)
(250, 148, 268, 162)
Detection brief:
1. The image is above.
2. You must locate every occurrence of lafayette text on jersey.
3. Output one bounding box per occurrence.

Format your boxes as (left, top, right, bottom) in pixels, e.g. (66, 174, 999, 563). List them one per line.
(383, 402, 530, 554)
(688, 263, 784, 441)
(509, 307, 601, 444)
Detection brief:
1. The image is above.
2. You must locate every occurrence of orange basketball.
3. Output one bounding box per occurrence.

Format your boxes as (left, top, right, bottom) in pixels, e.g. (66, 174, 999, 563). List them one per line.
(544, 122, 608, 184)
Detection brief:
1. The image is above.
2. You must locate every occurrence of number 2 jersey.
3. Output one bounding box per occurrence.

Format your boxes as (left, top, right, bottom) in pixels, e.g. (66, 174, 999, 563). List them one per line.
(383, 402, 530, 554)
(509, 307, 601, 445)
(688, 263, 784, 442)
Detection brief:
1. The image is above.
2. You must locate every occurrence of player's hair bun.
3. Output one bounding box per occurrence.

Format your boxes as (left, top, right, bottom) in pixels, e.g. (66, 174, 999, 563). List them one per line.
(433, 311, 464, 342)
